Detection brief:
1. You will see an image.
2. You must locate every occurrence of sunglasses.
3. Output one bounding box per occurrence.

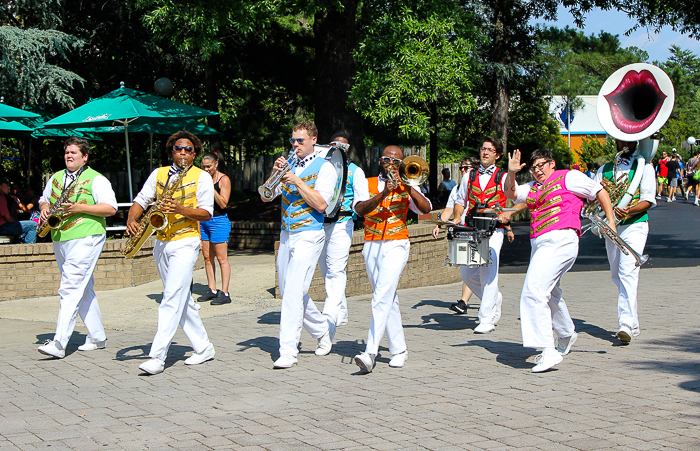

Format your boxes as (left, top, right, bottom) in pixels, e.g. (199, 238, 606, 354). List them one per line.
(380, 156, 402, 165)
(173, 145, 195, 154)
(460, 166, 471, 171)
(289, 138, 306, 144)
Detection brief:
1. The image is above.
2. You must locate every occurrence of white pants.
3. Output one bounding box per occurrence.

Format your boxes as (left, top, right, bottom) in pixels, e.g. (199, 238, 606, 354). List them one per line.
(149, 237, 211, 361)
(277, 230, 329, 357)
(319, 219, 353, 325)
(460, 229, 504, 324)
(362, 239, 409, 355)
(520, 229, 578, 349)
(606, 222, 648, 330)
(53, 234, 107, 349)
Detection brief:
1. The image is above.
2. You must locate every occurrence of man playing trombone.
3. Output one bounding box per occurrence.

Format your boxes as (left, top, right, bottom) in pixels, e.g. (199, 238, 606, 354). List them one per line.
(261, 121, 338, 369)
(594, 139, 656, 343)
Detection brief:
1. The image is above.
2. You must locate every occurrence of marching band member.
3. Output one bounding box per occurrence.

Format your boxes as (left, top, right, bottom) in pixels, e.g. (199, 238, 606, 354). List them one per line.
(505, 148, 616, 372)
(452, 137, 514, 334)
(127, 131, 216, 375)
(595, 140, 655, 343)
(319, 133, 369, 327)
(353, 146, 432, 373)
(262, 121, 337, 369)
(37, 137, 117, 359)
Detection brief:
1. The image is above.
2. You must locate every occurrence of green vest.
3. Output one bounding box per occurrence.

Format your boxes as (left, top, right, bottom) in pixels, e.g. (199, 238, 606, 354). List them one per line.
(602, 160, 648, 226)
(49, 167, 107, 241)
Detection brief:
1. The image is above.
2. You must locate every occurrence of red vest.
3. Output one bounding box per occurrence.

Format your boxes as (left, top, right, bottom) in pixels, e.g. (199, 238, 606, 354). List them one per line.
(465, 168, 507, 209)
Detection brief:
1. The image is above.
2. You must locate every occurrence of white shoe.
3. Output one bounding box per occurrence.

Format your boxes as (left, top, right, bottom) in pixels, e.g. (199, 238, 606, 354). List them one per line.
(273, 354, 298, 369)
(184, 344, 215, 365)
(389, 351, 408, 368)
(354, 352, 375, 373)
(337, 316, 348, 327)
(555, 332, 578, 356)
(315, 320, 336, 356)
(78, 340, 106, 352)
(532, 352, 563, 372)
(666, 198, 672, 202)
(139, 358, 165, 375)
(617, 325, 640, 342)
(694, 200, 699, 206)
(493, 292, 503, 325)
(37, 340, 65, 359)
(474, 322, 496, 334)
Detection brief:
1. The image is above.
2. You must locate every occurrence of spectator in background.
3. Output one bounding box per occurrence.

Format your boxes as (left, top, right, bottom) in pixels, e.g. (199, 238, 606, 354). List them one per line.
(656, 151, 670, 199)
(665, 154, 682, 202)
(0, 177, 37, 243)
(20, 185, 41, 224)
(584, 163, 597, 179)
(687, 149, 700, 203)
(437, 167, 457, 205)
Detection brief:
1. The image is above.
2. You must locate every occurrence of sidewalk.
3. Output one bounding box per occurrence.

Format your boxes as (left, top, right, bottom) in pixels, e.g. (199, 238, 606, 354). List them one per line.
(1, 258, 699, 450)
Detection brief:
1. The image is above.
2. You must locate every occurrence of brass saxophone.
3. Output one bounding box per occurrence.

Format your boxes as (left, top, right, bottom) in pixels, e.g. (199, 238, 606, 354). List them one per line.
(37, 167, 87, 238)
(121, 160, 192, 258)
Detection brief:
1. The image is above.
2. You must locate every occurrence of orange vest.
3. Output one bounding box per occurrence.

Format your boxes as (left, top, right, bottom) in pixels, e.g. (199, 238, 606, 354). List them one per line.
(364, 177, 410, 241)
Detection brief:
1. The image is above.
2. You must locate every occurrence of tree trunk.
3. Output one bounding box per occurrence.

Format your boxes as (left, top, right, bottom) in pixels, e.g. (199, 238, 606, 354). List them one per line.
(204, 60, 223, 158)
(314, 0, 366, 169)
(429, 101, 439, 198)
(489, 9, 510, 150)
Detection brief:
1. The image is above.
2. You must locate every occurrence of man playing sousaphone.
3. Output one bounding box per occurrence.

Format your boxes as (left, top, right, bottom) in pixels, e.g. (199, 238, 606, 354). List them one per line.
(126, 131, 216, 375)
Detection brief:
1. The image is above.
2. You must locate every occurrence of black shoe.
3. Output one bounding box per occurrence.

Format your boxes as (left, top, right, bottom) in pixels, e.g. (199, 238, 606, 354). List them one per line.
(211, 291, 231, 305)
(197, 290, 218, 302)
(450, 300, 469, 314)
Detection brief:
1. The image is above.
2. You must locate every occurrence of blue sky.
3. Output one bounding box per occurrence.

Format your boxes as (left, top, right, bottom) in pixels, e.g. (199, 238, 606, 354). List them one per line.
(531, 6, 700, 63)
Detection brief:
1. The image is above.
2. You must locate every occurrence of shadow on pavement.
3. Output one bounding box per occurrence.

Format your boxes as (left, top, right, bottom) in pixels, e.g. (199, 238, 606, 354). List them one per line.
(115, 343, 191, 369)
(257, 311, 280, 325)
(573, 318, 618, 345)
(455, 339, 536, 369)
(237, 336, 278, 354)
(405, 312, 478, 331)
(630, 331, 700, 393)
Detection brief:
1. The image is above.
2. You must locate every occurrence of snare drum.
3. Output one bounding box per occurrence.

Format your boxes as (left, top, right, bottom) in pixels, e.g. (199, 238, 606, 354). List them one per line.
(446, 229, 491, 267)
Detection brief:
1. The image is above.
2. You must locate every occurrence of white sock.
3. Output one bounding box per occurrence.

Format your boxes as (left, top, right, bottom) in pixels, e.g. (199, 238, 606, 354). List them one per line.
(211, 289, 217, 294)
(542, 347, 558, 356)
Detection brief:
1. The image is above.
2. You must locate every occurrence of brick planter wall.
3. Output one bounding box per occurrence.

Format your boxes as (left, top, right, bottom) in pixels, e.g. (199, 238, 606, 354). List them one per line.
(0, 237, 204, 301)
(274, 224, 462, 299)
(229, 221, 280, 250)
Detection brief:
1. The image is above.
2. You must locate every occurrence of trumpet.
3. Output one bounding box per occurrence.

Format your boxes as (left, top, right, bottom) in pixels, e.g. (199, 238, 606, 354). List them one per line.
(258, 151, 299, 200)
(585, 213, 648, 267)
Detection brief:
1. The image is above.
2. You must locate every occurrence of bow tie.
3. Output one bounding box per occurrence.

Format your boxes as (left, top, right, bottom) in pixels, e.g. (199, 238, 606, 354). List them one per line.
(479, 165, 495, 176)
(168, 164, 184, 177)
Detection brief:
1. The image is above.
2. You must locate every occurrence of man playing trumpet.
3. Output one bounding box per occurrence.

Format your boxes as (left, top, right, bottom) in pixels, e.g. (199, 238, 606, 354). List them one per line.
(37, 137, 117, 359)
(262, 121, 338, 369)
(595, 139, 656, 343)
(353, 146, 431, 373)
(127, 131, 216, 375)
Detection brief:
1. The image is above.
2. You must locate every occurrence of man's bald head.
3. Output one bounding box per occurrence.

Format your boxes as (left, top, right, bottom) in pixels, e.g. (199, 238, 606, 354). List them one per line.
(383, 145, 403, 160)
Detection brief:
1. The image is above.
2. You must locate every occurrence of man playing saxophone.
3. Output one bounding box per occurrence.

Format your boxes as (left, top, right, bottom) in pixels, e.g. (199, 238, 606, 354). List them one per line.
(37, 137, 117, 359)
(594, 139, 656, 343)
(126, 131, 216, 375)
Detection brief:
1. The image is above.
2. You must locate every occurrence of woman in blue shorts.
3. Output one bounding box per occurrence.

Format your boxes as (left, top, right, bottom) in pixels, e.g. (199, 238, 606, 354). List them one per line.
(198, 152, 232, 305)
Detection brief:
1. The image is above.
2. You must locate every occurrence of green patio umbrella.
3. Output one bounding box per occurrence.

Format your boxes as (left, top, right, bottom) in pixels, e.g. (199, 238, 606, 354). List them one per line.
(0, 120, 33, 138)
(42, 82, 218, 199)
(0, 103, 40, 120)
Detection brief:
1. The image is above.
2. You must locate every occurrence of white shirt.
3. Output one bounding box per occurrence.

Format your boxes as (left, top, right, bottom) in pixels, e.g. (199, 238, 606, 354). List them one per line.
(270, 152, 337, 205)
(375, 174, 432, 214)
(40, 168, 118, 210)
(454, 165, 508, 207)
(134, 167, 214, 216)
(350, 166, 370, 212)
(445, 185, 467, 223)
(514, 170, 603, 204)
(594, 158, 657, 208)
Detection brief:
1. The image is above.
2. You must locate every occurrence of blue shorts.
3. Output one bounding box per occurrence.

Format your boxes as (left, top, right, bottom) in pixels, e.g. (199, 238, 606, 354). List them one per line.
(200, 213, 231, 243)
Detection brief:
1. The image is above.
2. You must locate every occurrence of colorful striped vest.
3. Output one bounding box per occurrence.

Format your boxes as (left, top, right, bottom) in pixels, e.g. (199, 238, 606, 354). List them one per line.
(602, 160, 648, 226)
(466, 167, 507, 209)
(280, 155, 325, 232)
(336, 161, 359, 223)
(364, 177, 410, 241)
(526, 170, 583, 239)
(155, 165, 202, 241)
(49, 167, 107, 242)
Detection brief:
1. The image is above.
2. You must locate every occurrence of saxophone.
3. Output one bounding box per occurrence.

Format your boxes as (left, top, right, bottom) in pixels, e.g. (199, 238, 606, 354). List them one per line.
(120, 160, 192, 258)
(37, 167, 87, 238)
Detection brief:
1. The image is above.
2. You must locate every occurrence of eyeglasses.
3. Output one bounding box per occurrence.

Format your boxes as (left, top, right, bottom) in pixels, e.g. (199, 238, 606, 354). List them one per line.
(530, 160, 553, 172)
(460, 166, 471, 171)
(289, 138, 306, 144)
(173, 145, 194, 153)
(380, 156, 402, 165)
(480, 146, 497, 153)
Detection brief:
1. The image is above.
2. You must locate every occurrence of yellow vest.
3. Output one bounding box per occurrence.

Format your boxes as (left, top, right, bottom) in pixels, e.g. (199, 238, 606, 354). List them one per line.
(154, 165, 202, 241)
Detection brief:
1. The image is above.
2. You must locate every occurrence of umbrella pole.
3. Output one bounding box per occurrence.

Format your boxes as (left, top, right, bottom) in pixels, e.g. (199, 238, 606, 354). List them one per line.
(149, 133, 153, 173)
(124, 122, 134, 201)
(28, 138, 32, 184)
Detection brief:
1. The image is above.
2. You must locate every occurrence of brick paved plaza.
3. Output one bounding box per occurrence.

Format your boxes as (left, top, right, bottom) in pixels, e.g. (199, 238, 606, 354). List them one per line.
(1, 265, 699, 450)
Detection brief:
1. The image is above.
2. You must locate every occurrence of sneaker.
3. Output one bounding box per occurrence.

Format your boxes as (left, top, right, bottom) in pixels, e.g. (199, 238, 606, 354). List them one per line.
(184, 344, 215, 365)
(354, 352, 375, 373)
(211, 291, 231, 305)
(389, 351, 408, 368)
(555, 332, 578, 356)
(139, 358, 165, 375)
(685, 192, 689, 200)
(197, 290, 218, 302)
(37, 340, 65, 359)
(617, 325, 640, 342)
(666, 198, 672, 203)
(77, 340, 106, 352)
(694, 200, 699, 206)
(449, 300, 469, 314)
(474, 322, 496, 334)
(337, 315, 348, 326)
(273, 354, 297, 369)
(656, 194, 662, 199)
(532, 352, 563, 373)
(672, 196, 677, 201)
(315, 320, 336, 356)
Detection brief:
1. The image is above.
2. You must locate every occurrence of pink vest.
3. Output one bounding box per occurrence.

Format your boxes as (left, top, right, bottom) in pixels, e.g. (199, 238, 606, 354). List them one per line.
(526, 170, 583, 239)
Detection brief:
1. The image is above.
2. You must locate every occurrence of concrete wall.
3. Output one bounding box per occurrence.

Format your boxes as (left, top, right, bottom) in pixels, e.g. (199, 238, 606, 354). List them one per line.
(0, 237, 204, 301)
(274, 224, 462, 299)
